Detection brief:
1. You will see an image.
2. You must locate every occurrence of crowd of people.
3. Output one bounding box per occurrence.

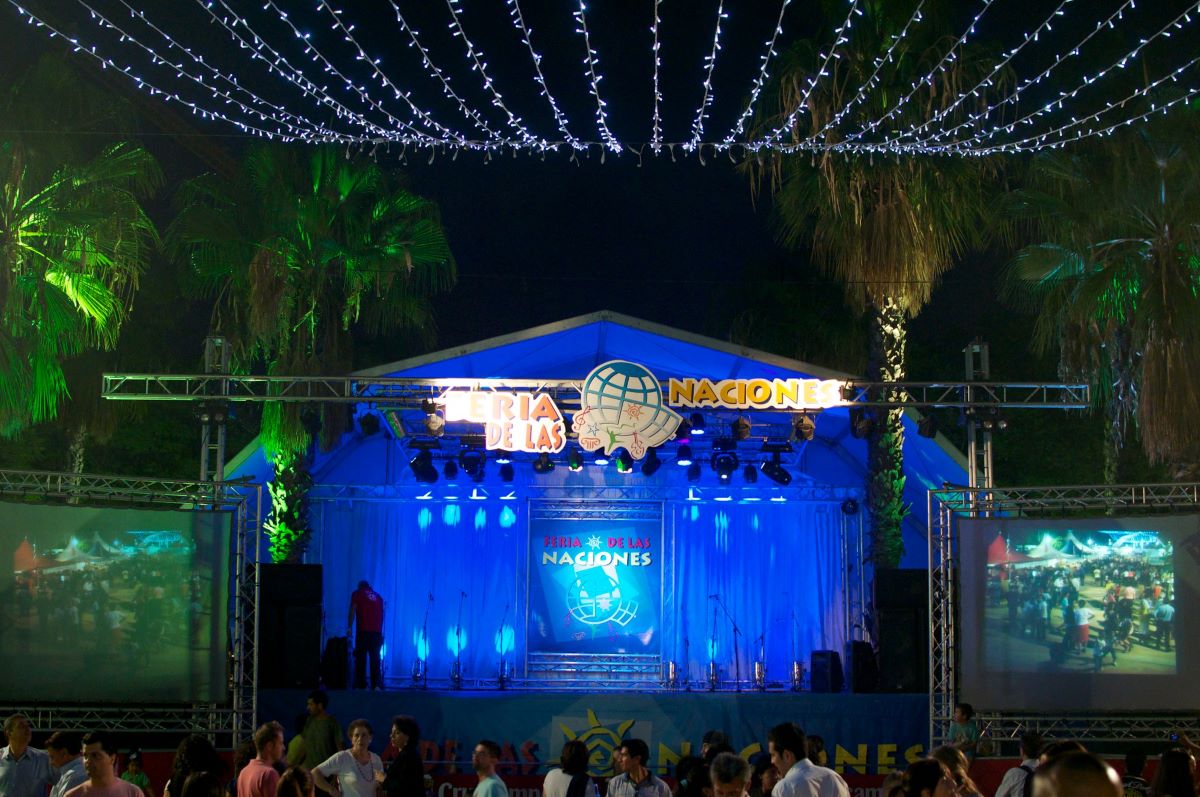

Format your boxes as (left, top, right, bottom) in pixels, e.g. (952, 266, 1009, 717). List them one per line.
(989, 552, 1176, 670)
(3, 703, 1198, 797)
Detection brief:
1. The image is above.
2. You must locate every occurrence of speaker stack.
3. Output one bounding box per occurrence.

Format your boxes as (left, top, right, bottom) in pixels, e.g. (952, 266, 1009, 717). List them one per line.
(875, 569, 929, 693)
(257, 563, 324, 689)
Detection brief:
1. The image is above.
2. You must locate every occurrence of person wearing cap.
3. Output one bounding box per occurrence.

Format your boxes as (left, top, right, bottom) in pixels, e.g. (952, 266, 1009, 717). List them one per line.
(120, 752, 153, 797)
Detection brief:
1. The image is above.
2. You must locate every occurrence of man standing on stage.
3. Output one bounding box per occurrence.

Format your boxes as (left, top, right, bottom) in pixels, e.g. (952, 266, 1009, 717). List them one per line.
(348, 581, 384, 690)
(471, 741, 507, 797)
(608, 740, 670, 797)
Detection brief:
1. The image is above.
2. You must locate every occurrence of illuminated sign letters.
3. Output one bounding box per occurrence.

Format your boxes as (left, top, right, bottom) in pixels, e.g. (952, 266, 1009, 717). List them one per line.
(441, 391, 566, 453)
(667, 377, 844, 410)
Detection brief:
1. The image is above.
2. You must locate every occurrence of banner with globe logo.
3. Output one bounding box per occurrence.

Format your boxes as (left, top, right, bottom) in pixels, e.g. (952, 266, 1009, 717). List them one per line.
(572, 360, 682, 458)
(528, 515, 663, 654)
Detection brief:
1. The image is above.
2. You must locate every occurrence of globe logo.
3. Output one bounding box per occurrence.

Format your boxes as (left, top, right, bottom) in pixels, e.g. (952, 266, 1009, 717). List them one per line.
(566, 568, 639, 627)
(572, 360, 681, 458)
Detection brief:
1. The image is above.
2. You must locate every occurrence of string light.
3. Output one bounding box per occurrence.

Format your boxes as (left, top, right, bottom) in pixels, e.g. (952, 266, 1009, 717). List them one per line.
(722, 0, 792, 148)
(444, 0, 546, 148)
(505, 0, 584, 151)
(573, 1, 621, 153)
(4, 0, 1197, 158)
(684, 0, 728, 153)
(650, 0, 664, 153)
(756, 0, 863, 148)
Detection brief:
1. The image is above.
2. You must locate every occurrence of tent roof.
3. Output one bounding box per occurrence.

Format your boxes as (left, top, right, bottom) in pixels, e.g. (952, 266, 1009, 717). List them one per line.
(228, 311, 968, 567)
(987, 533, 1033, 565)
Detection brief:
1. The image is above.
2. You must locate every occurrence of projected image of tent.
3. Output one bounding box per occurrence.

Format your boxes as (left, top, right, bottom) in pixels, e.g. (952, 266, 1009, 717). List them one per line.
(986, 534, 1032, 565)
(1059, 532, 1097, 557)
(1024, 536, 1075, 561)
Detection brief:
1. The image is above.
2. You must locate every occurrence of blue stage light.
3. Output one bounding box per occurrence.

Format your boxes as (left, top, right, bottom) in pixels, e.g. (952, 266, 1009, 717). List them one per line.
(494, 625, 515, 655)
(446, 627, 468, 655)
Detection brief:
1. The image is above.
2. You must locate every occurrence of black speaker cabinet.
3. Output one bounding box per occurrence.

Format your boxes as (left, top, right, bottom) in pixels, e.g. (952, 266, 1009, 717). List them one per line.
(875, 569, 928, 692)
(845, 640, 878, 693)
(810, 650, 844, 693)
(258, 564, 323, 689)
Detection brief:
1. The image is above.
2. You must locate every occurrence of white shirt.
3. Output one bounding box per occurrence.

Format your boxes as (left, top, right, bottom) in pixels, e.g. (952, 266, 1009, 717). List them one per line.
(315, 750, 383, 797)
(993, 758, 1039, 797)
(542, 769, 597, 797)
(771, 759, 849, 797)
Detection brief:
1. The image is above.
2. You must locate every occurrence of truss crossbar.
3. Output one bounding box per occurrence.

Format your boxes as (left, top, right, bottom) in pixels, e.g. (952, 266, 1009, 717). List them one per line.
(0, 469, 261, 740)
(308, 484, 864, 503)
(928, 482, 1200, 748)
(103, 374, 1089, 410)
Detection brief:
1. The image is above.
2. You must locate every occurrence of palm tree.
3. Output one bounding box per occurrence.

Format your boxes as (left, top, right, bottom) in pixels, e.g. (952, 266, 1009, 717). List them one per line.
(1002, 109, 1200, 482)
(169, 145, 455, 560)
(0, 139, 161, 436)
(749, 0, 1006, 567)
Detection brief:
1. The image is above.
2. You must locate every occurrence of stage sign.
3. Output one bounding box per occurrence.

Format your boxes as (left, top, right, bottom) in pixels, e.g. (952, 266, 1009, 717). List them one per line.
(442, 391, 566, 453)
(528, 513, 663, 655)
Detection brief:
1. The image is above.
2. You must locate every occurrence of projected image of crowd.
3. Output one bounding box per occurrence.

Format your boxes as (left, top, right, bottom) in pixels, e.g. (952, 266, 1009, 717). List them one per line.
(984, 530, 1175, 674)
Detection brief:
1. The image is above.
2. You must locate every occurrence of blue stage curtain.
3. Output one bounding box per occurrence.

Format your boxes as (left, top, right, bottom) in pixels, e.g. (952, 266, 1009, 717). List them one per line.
(312, 499, 845, 686)
(312, 500, 525, 683)
(665, 502, 847, 685)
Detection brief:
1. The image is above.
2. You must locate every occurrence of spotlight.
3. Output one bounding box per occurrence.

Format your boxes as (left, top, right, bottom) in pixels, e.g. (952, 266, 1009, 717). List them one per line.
(841, 498, 860, 515)
(422, 399, 445, 437)
(443, 460, 459, 480)
(594, 453, 610, 466)
(743, 464, 758, 484)
(359, 413, 381, 436)
(409, 449, 438, 483)
(494, 450, 513, 464)
(674, 418, 692, 443)
(499, 462, 515, 483)
(641, 448, 662, 476)
(615, 448, 633, 474)
(917, 415, 938, 438)
(849, 408, 874, 439)
(459, 449, 486, 482)
(711, 451, 739, 484)
(532, 453, 555, 475)
(732, 417, 752, 441)
(676, 444, 694, 466)
(567, 447, 583, 472)
(686, 461, 702, 483)
(979, 409, 1008, 432)
(759, 452, 792, 486)
(792, 414, 815, 442)
(689, 413, 707, 435)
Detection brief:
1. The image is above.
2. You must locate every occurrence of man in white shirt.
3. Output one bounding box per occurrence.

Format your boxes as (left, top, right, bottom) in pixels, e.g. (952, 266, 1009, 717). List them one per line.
(768, 723, 848, 797)
(0, 714, 54, 797)
(994, 732, 1042, 797)
(46, 733, 87, 797)
(471, 740, 507, 797)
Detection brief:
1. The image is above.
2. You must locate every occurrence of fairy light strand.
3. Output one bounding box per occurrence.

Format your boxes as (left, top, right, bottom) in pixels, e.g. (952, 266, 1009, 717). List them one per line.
(506, 0, 584, 150)
(684, 0, 728, 152)
(574, 1, 621, 152)
(722, 0, 792, 147)
(444, 0, 545, 147)
(650, 0, 664, 152)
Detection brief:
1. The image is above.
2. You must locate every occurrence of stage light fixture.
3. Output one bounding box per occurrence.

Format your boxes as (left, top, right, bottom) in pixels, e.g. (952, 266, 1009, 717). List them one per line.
(711, 451, 739, 484)
(494, 450, 513, 464)
(641, 448, 662, 476)
(686, 461, 702, 483)
(443, 460, 459, 480)
(689, 413, 707, 435)
(841, 498, 860, 515)
(422, 399, 445, 437)
(676, 444, 694, 466)
(849, 408, 874, 439)
(409, 449, 438, 483)
(743, 464, 758, 484)
(759, 452, 792, 486)
(979, 409, 1008, 432)
(732, 416, 752, 441)
(594, 454, 610, 466)
(567, 447, 583, 472)
(917, 415, 938, 438)
(532, 453, 555, 475)
(615, 448, 633, 474)
(674, 418, 692, 443)
(499, 462, 515, 483)
(358, 413, 381, 436)
(459, 448, 486, 482)
(792, 414, 815, 442)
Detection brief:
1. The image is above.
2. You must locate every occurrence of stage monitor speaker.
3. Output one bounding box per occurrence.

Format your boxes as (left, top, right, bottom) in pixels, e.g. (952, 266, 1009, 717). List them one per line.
(810, 650, 844, 693)
(845, 640, 878, 693)
(258, 564, 323, 689)
(875, 569, 928, 693)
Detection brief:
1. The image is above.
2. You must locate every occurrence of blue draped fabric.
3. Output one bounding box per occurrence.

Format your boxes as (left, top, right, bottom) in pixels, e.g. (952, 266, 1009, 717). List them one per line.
(312, 499, 845, 684)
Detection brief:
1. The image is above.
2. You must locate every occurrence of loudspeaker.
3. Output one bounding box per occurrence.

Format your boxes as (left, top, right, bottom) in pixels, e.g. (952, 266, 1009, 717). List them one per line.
(875, 570, 928, 692)
(844, 640, 878, 693)
(258, 564, 323, 689)
(810, 650, 844, 693)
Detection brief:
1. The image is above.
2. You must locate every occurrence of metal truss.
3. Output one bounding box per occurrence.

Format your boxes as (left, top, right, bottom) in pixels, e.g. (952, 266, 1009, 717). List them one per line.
(0, 470, 261, 740)
(307, 482, 864, 504)
(928, 482, 1200, 748)
(103, 372, 1089, 411)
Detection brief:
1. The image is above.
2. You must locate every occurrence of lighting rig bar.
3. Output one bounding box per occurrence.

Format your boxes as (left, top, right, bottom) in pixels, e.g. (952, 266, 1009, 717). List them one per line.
(102, 373, 1089, 410)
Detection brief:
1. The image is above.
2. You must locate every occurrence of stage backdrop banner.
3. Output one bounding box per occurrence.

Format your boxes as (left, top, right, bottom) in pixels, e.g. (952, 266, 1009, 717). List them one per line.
(528, 510, 663, 655)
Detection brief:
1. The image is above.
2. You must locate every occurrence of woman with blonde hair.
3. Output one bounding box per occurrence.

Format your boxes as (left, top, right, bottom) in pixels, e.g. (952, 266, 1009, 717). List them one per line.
(928, 747, 981, 796)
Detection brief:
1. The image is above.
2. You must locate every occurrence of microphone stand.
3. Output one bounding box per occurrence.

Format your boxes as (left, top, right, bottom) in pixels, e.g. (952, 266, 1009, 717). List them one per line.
(713, 594, 742, 692)
(452, 590, 466, 689)
(496, 603, 510, 689)
(418, 592, 433, 690)
(683, 635, 691, 692)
